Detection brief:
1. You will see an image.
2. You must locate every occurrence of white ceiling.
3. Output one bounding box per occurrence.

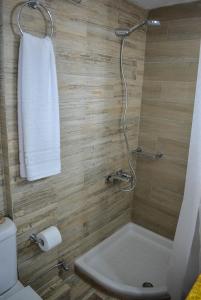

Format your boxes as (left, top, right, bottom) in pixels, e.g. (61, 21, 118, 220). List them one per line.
(129, 0, 196, 9)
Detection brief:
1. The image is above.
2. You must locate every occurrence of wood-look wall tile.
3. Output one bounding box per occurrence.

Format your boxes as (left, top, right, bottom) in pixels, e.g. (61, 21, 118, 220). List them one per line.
(1, 0, 146, 298)
(133, 3, 198, 240)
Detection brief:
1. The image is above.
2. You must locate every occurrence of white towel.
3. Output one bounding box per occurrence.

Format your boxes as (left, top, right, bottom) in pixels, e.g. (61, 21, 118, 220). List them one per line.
(18, 33, 61, 181)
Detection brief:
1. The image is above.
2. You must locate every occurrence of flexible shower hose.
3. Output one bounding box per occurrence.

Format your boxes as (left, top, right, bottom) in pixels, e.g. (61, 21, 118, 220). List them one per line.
(120, 38, 137, 192)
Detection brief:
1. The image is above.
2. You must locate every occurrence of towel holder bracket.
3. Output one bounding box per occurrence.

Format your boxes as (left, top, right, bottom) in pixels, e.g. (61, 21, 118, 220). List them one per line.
(17, 0, 54, 38)
(27, 1, 39, 9)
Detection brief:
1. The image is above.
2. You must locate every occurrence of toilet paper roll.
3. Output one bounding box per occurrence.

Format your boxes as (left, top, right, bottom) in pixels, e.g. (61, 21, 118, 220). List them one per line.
(37, 226, 62, 252)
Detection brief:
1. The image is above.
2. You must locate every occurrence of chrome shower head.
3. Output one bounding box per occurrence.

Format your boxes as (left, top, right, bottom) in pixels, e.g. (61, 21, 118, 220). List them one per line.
(115, 19, 160, 38)
(146, 20, 161, 27)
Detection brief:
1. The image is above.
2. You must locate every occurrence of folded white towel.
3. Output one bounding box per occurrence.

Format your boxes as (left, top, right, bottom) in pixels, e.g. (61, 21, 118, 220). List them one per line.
(18, 33, 61, 181)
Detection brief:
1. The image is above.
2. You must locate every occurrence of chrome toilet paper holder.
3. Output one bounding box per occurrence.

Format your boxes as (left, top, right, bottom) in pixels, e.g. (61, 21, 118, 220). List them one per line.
(30, 233, 44, 246)
(29, 226, 62, 252)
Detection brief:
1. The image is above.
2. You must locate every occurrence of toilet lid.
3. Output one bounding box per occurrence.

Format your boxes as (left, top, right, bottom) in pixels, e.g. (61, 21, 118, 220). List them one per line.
(7, 286, 42, 300)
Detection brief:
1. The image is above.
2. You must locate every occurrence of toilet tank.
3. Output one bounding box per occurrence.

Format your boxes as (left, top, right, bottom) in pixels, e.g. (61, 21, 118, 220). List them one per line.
(0, 218, 17, 295)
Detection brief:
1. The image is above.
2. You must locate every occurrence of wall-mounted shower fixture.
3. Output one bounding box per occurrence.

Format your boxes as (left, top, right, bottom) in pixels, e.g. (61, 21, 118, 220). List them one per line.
(115, 19, 160, 38)
(111, 19, 161, 193)
(106, 170, 133, 185)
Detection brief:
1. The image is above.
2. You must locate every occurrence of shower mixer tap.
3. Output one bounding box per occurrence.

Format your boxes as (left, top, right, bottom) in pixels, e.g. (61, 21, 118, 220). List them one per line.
(106, 170, 132, 185)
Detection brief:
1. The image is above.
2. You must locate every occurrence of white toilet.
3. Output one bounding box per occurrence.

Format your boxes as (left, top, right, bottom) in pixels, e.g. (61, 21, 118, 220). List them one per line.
(0, 218, 42, 300)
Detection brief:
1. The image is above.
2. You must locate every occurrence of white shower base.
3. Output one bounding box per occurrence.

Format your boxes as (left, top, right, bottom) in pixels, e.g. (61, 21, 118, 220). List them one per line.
(75, 223, 172, 299)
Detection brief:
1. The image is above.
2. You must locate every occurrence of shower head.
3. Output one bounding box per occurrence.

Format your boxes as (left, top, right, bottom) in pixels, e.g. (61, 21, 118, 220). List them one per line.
(146, 20, 161, 27)
(115, 19, 160, 38)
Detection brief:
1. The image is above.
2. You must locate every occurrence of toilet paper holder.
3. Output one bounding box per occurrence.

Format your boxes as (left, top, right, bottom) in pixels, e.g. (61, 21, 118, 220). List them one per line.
(29, 226, 62, 252)
(30, 233, 44, 246)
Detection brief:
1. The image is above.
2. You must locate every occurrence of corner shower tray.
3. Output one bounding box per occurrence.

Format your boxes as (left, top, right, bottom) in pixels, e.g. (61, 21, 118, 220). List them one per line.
(75, 223, 172, 300)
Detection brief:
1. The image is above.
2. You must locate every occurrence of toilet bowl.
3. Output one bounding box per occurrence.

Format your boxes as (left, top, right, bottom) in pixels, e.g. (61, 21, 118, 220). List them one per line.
(0, 281, 41, 300)
(0, 218, 42, 300)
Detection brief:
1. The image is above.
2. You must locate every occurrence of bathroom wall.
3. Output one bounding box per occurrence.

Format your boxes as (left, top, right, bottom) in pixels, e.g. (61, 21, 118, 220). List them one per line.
(1, 0, 147, 298)
(0, 2, 6, 216)
(0, 1, 4, 215)
(0, 140, 4, 215)
(0, 86, 4, 215)
(133, 1, 201, 239)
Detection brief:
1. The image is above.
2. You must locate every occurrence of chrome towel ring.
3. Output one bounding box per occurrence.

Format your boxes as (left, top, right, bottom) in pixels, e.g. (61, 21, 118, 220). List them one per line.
(17, 0, 54, 38)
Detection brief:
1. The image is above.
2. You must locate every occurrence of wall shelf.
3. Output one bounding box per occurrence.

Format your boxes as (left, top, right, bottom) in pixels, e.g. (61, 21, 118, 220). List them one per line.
(131, 147, 164, 160)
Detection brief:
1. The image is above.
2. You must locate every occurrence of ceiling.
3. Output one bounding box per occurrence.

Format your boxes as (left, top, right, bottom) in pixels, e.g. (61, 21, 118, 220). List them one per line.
(129, 0, 196, 9)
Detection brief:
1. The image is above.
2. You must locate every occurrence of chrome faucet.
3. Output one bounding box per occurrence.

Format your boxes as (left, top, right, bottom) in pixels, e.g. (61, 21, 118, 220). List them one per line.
(106, 170, 132, 185)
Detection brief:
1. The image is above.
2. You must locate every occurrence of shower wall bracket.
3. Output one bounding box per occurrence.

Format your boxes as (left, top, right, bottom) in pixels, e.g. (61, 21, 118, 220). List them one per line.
(131, 147, 164, 160)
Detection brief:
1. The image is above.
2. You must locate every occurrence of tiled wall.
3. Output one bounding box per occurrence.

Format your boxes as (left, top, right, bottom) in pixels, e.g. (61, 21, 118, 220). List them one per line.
(0, 82, 4, 215)
(133, 1, 200, 239)
(0, 141, 4, 215)
(0, 1, 5, 216)
(1, 0, 199, 297)
(1, 0, 147, 298)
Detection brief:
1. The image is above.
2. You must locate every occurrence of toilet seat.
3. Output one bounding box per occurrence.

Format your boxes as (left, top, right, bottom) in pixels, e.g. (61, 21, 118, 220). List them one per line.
(7, 286, 42, 300)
